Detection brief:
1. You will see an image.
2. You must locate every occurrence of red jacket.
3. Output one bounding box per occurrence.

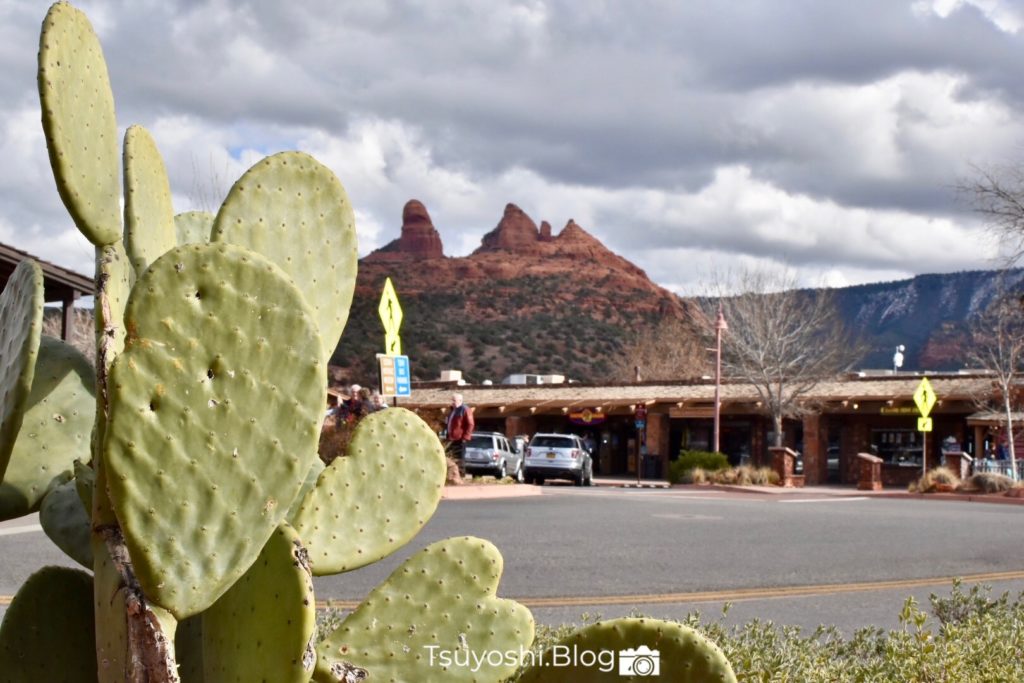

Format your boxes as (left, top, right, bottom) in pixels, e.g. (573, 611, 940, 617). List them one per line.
(446, 404, 474, 442)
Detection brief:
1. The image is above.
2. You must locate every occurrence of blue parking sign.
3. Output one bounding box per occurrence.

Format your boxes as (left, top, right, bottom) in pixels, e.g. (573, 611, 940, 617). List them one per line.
(394, 355, 411, 397)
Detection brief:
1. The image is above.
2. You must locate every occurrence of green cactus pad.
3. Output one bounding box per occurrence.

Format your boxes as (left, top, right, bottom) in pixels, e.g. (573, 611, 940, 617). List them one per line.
(176, 615, 206, 683)
(315, 536, 534, 683)
(175, 210, 215, 246)
(0, 260, 44, 483)
(74, 458, 94, 510)
(104, 242, 325, 618)
(286, 455, 324, 522)
(202, 523, 317, 681)
(95, 241, 131, 370)
(38, 1, 121, 247)
(293, 408, 446, 575)
(123, 125, 176, 276)
(39, 476, 93, 568)
(517, 618, 736, 683)
(93, 540, 129, 683)
(211, 151, 358, 360)
(0, 566, 96, 682)
(0, 336, 95, 520)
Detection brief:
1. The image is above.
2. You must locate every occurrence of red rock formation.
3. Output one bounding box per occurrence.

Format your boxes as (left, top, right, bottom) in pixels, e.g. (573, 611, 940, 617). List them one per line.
(475, 203, 542, 253)
(539, 221, 553, 241)
(364, 199, 444, 262)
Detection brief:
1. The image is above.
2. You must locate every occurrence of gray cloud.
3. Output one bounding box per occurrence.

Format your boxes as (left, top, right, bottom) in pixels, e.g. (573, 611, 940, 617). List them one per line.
(0, 0, 1021, 291)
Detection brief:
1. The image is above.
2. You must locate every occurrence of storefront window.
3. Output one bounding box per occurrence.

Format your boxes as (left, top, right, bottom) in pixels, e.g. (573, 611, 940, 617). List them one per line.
(871, 428, 922, 467)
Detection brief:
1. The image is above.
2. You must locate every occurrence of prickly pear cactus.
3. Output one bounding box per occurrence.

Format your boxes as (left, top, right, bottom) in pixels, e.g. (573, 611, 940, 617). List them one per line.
(123, 124, 176, 276)
(0, 566, 97, 682)
(0, 336, 94, 519)
(103, 242, 325, 618)
(315, 536, 535, 682)
(517, 617, 737, 682)
(0, 5, 724, 683)
(0, 260, 44, 481)
(197, 523, 317, 681)
(292, 407, 447, 574)
(38, 0, 121, 247)
(211, 151, 358, 361)
(174, 210, 214, 246)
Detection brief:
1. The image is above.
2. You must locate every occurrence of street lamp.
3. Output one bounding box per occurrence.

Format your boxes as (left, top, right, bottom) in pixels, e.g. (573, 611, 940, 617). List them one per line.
(893, 345, 905, 375)
(714, 304, 728, 454)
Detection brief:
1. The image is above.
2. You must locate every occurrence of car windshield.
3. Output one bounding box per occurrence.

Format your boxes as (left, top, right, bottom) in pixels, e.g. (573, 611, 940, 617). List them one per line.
(531, 436, 575, 449)
(466, 435, 493, 449)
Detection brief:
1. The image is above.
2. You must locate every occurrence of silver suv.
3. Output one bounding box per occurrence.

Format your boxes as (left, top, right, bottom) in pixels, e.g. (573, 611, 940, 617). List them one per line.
(524, 433, 593, 486)
(463, 432, 524, 481)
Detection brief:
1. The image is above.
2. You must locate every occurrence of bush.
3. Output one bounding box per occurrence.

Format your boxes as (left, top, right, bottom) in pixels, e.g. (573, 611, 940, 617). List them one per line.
(910, 466, 960, 493)
(669, 450, 730, 484)
(517, 581, 1024, 682)
(961, 471, 1015, 493)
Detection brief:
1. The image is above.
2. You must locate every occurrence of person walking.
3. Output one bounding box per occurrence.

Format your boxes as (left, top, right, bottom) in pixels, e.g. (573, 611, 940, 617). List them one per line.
(445, 393, 475, 477)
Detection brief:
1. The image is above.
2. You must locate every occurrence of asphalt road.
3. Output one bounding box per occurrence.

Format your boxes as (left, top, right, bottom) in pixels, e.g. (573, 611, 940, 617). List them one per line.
(3, 487, 1024, 634)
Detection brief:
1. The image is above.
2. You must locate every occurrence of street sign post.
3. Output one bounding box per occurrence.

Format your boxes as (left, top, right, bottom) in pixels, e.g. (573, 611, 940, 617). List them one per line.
(378, 277, 403, 356)
(913, 377, 937, 478)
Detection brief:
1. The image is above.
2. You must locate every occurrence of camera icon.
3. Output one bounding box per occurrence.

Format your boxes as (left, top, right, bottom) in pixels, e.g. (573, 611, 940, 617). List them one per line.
(618, 646, 660, 676)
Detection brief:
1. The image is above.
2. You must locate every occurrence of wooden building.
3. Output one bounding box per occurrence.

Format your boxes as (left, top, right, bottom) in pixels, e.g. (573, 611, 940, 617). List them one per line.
(0, 242, 91, 341)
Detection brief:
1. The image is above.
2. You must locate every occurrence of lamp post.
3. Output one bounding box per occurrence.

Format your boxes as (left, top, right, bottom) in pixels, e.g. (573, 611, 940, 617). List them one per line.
(714, 304, 728, 454)
(893, 345, 905, 375)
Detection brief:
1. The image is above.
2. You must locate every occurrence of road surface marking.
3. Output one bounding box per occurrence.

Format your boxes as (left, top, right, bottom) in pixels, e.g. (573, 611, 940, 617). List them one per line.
(304, 569, 1024, 611)
(0, 524, 42, 537)
(779, 497, 868, 504)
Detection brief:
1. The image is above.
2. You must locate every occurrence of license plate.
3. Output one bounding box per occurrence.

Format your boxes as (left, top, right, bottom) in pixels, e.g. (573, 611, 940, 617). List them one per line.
(546, 452, 557, 459)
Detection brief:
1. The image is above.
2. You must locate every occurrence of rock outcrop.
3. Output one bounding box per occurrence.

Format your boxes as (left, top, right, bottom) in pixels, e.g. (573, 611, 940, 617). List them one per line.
(476, 203, 543, 253)
(364, 199, 444, 262)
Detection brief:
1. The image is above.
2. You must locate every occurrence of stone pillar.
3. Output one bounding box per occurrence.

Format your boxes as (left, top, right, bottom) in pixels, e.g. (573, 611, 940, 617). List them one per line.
(856, 453, 883, 491)
(944, 451, 973, 480)
(770, 447, 798, 487)
(802, 413, 826, 485)
(647, 412, 669, 479)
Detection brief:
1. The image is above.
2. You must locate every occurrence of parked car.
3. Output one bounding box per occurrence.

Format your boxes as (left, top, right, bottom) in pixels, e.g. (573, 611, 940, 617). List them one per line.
(523, 433, 593, 486)
(462, 431, 523, 481)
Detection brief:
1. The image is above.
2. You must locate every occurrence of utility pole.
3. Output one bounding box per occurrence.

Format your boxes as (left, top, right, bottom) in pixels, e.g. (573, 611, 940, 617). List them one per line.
(714, 304, 728, 454)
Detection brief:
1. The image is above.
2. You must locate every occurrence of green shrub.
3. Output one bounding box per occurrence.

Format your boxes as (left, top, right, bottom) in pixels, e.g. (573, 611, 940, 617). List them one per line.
(669, 450, 730, 483)
(519, 581, 1024, 682)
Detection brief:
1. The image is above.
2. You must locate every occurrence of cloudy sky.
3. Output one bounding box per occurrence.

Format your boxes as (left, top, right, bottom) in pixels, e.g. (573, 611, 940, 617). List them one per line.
(3, 0, 1024, 294)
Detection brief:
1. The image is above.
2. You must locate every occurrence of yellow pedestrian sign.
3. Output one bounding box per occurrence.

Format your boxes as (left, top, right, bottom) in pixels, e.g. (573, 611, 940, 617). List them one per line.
(384, 330, 402, 356)
(378, 277, 403, 336)
(918, 417, 933, 432)
(913, 377, 936, 418)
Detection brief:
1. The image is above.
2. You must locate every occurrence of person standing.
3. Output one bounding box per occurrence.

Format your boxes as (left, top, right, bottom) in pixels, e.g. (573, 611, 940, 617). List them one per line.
(445, 393, 475, 477)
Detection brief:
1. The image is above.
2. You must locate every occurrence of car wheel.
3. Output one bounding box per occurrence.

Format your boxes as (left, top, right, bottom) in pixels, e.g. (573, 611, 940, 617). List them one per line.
(584, 462, 594, 487)
(574, 470, 584, 487)
(497, 461, 507, 480)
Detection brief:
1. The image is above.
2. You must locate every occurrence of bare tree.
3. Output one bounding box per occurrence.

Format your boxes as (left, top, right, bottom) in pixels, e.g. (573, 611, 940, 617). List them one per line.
(615, 314, 707, 382)
(700, 268, 864, 448)
(958, 163, 1024, 264)
(965, 287, 1024, 478)
(41, 307, 95, 362)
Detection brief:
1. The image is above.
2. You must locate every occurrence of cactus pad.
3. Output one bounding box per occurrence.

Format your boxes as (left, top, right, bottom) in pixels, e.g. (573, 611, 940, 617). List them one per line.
(40, 475, 93, 568)
(0, 566, 96, 682)
(286, 456, 324, 522)
(0, 260, 44, 482)
(0, 336, 95, 520)
(315, 536, 534, 682)
(104, 242, 325, 618)
(175, 210, 215, 246)
(93, 540, 129, 683)
(38, 0, 121, 246)
(123, 125, 176, 276)
(293, 408, 446, 575)
(517, 618, 736, 682)
(95, 241, 131, 369)
(201, 523, 317, 681)
(211, 151, 358, 360)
